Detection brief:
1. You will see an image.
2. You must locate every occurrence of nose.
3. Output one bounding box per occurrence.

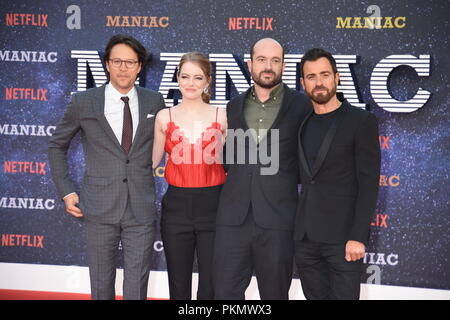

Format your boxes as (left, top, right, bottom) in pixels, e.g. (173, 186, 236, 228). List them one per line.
(316, 76, 323, 86)
(119, 61, 127, 71)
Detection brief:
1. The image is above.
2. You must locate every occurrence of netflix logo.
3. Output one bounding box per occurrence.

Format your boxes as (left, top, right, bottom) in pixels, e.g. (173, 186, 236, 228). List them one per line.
(5, 88, 48, 101)
(379, 135, 391, 150)
(228, 17, 274, 30)
(2, 234, 44, 248)
(4, 161, 47, 175)
(371, 214, 388, 228)
(5, 13, 48, 27)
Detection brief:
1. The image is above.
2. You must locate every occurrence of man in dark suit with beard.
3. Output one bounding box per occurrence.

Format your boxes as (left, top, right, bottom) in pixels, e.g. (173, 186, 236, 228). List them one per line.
(294, 48, 381, 300)
(213, 38, 312, 300)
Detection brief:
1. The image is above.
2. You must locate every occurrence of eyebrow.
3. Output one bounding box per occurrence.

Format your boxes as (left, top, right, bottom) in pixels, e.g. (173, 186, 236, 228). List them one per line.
(306, 70, 332, 76)
(109, 57, 138, 60)
(180, 72, 204, 77)
(255, 56, 281, 60)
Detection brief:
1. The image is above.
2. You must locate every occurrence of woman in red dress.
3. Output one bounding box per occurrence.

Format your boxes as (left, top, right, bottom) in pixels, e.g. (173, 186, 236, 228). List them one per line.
(152, 52, 227, 300)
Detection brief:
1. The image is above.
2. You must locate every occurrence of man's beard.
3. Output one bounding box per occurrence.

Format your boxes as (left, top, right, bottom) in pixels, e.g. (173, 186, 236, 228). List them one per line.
(307, 85, 337, 104)
(252, 70, 282, 89)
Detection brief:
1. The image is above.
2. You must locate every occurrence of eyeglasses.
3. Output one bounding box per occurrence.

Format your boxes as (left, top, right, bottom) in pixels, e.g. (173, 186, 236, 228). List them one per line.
(108, 58, 139, 69)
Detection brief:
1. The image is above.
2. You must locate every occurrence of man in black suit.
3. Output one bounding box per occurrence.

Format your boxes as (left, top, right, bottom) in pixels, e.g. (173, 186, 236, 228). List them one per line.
(294, 48, 381, 300)
(213, 38, 312, 299)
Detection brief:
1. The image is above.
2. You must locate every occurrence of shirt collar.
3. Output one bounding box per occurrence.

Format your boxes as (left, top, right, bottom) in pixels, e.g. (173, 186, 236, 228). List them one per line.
(250, 82, 284, 102)
(106, 83, 137, 103)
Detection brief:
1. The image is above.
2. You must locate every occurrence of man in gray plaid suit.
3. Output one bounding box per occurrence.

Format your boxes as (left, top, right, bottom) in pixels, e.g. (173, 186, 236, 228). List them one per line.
(48, 34, 165, 300)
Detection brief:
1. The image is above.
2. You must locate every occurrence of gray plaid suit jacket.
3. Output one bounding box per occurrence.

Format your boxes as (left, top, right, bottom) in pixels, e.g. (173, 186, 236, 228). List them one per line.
(48, 85, 165, 225)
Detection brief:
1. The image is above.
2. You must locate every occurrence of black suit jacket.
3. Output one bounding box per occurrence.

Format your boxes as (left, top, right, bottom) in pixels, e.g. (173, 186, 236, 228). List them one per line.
(294, 100, 381, 245)
(216, 84, 312, 230)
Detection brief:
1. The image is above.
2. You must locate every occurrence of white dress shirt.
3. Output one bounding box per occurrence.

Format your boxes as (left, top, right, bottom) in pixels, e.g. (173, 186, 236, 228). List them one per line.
(104, 83, 139, 143)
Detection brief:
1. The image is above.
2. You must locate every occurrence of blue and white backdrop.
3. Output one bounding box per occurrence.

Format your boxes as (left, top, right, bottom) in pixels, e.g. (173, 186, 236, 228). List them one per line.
(0, 0, 449, 299)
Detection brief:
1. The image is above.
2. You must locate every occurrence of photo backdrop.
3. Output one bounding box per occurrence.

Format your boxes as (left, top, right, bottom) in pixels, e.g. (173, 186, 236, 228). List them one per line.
(1, 0, 449, 291)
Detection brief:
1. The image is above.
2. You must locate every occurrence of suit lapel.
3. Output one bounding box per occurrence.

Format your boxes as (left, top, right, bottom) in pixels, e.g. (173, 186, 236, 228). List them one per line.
(128, 86, 147, 155)
(266, 84, 292, 132)
(234, 84, 293, 146)
(93, 85, 124, 152)
(311, 104, 348, 177)
(231, 90, 258, 149)
(234, 92, 250, 132)
(257, 83, 293, 146)
(298, 109, 314, 178)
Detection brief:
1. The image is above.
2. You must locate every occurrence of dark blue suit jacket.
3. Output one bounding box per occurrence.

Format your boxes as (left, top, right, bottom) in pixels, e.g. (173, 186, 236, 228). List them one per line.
(216, 84, 312, 230)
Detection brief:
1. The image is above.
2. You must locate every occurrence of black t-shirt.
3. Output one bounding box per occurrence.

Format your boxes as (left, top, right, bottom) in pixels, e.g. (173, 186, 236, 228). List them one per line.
(301, 106, 343, 171)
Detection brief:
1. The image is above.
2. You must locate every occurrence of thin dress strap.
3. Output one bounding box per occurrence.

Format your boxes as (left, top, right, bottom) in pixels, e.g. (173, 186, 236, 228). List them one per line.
(168, 107, 172, 122)
(215, 107, 219, 123)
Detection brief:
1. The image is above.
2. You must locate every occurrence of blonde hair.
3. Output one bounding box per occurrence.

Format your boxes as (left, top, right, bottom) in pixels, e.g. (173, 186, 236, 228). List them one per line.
(178, 51, 212, 103)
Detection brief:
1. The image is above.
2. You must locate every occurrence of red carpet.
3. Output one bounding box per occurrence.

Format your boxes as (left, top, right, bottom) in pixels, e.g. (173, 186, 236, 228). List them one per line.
(0, 289, 164, 300)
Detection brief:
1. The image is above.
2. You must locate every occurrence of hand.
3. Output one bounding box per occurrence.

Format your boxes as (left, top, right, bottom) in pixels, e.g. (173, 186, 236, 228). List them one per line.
(63, 193, 84, 218)
(345, 240, 365, 262)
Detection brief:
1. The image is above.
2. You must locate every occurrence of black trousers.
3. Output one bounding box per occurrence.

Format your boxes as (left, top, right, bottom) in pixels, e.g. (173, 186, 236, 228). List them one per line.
(161, 184, 222, 300)
(294, 236, 364, 300)
(213, 205, 294, 300)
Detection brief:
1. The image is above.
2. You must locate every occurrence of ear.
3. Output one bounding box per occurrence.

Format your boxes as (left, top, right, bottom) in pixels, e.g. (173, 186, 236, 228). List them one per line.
(334, 72, 340, 86)
(246, 59, 252, 73)
(300, 77, 306, 91)
(137, 62, 142, 74)
(282, 62, 286, 74)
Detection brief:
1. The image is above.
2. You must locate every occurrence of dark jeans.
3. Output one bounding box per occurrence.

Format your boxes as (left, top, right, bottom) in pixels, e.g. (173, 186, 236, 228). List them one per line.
(294, 236, 364, 300)
(213, 205, 294, 300)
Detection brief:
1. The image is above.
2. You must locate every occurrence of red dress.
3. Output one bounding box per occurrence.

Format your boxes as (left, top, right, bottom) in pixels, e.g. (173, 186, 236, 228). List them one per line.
(164, 107, 226, 188)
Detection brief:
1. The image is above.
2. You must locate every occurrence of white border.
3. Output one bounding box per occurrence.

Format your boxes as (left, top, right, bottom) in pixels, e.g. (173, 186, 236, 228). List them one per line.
(0, 262, 449, 300)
